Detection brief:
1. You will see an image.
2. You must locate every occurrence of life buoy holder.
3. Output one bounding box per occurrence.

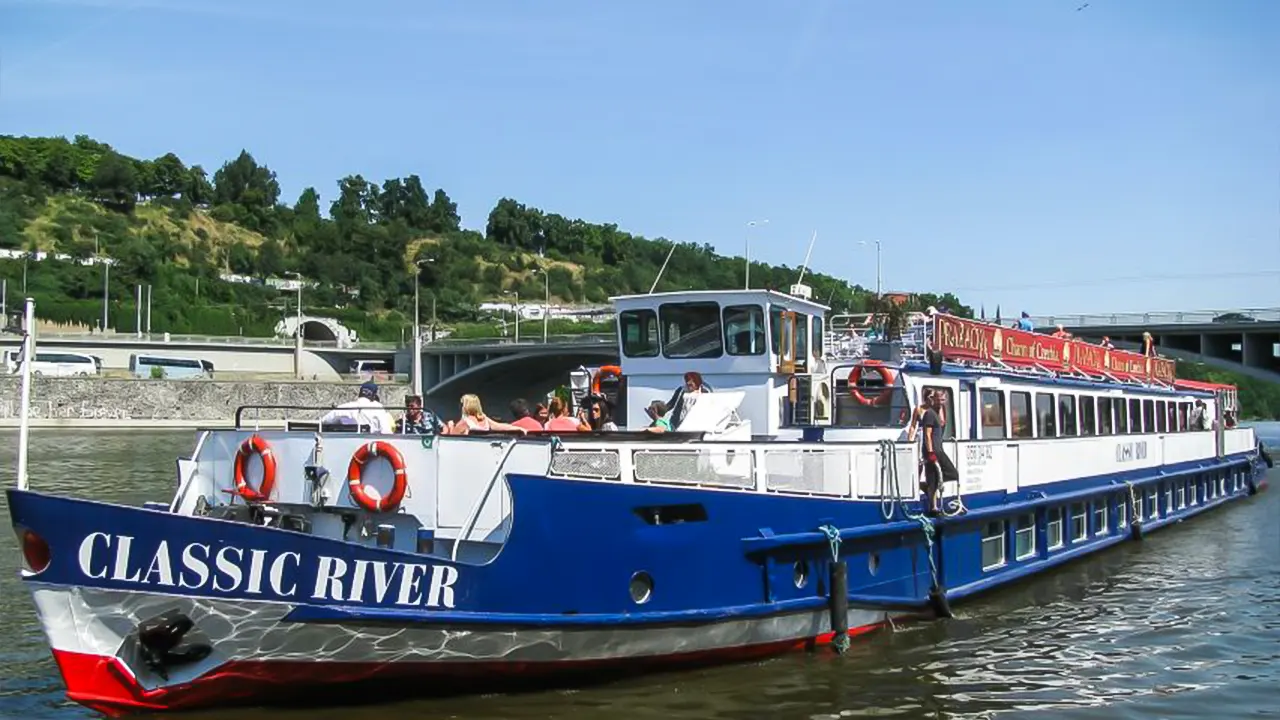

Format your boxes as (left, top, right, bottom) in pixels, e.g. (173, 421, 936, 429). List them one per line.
(233, 434, 277, 503)
(346, 441, 409, 513)
(591, 365, 623, 395)
(849, 364, 897, 407)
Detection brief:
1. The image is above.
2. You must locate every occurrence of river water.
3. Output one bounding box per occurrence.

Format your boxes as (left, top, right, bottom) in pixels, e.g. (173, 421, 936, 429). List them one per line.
(1, 425, 1277, 720)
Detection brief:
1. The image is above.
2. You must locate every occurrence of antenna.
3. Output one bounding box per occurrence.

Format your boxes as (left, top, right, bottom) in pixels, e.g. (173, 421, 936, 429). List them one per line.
(648, 242, 677, 294)
(795, 230, 819, 286)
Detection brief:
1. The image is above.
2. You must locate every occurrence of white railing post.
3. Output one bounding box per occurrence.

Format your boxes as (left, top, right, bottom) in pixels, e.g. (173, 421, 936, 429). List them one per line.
(16, 298, 36, 491)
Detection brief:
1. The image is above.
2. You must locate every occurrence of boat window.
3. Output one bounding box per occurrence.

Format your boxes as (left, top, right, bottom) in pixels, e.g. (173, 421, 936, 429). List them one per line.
(1167, 402, 1178, 433)
(1047, 507, 1064, 549)
(619, 309, 659, 358)
(1009, 391, 1033, 439)
(835, 367, 910, 429)
(1097, 397, 1113, 435)
(1092, 500, 1107, 535)
(1035, 392, 1057, 438)
(1079, 396, 1096, 436)
(659, 302, 723, 360)
(770, 304, 786, 355)
(922, 385, 956, 440)
(811, 315, 824, 358)
(1014, 514, 1036, 560)
(1070, 503, 1088, 542)
(1127, 398, 1141, 433)
(1142, 399, 1155, 433)
(979, 389, 1006, 440)
(981, 521, 1006, 571)
(1115, 397, 1129, 433)
(1059, 394, 1078, 436)
(1155, 400, 1168, 433)
(1178, 402, 1189, 431)
(722, 305, 766, 356)
(794, 312, 810, 368)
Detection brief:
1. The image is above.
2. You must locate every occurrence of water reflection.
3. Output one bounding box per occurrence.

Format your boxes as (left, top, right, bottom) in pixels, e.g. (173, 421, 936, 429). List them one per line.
(0, 427, 1276, 720)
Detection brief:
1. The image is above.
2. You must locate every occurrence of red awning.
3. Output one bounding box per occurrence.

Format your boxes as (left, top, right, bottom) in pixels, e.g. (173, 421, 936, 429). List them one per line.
(1173, 379, 1236, 392)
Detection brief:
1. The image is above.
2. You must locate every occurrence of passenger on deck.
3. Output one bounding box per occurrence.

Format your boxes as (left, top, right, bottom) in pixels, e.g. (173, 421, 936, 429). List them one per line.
(916, 389, 959, 516)
(580, 396, 619, 432)
(508, 399, 544, 432)
(906, 388, 948, 442)
(1100, 336, 1115, 350)
(1142, 332, 1156, 357)
(544, 397, 582, 432)
(644, 400, 672, 433)
(1016, 312, 1035, 332)
(534, 402, 550, 425)
(321, 381, 396, 434)
(666, 371, 712, 430)
(445, 393, 528, 435)
(1190, 399, 1210, 431)
(1052, 325, 1069, 339)
(396, 394, 444, 435)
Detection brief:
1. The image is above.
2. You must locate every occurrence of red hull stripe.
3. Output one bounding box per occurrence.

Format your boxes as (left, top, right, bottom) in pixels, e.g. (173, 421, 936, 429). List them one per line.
(52, 621, 902, 716)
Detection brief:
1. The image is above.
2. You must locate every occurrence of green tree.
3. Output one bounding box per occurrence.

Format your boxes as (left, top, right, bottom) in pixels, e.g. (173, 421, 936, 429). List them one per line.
(89, 152, 138, 213)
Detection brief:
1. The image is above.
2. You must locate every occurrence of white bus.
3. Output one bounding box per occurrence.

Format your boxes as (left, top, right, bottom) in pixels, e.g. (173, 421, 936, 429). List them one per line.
(130, 354, 214, 379)
(6, 351, 101, 377)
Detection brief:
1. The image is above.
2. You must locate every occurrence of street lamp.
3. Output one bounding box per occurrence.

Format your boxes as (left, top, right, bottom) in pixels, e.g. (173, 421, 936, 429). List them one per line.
(743, 219, 768, 290)
(533, 268, 549, 343)
(285, 271, 303, 379)
(859, 240, 882, 296)
(412, 258, 435, 397)
(504, 290, 520, 343)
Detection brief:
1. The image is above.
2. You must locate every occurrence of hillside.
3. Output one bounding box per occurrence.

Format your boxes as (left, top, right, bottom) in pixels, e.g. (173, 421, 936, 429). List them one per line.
(1175, 361, 1280, 420)
(0, 134, 971, 341)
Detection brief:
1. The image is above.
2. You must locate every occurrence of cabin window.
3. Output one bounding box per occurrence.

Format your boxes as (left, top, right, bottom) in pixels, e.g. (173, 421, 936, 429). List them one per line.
(1164, 484, 1173, 513)
(619, 309, 659, 358)
(979, 390, 1006, 440)
(770, 304, 786, 355)
(1010, 391, 1033, 439)
(1178, 402, 1189, 431)
(1146, 488, 1158, 519)
(1142, 399, 1155, 433)
(811, 316, 824, 358)
(922, 385, 956, 441)
(1058, 394, 1078, 436)
(1047, 507, 1064, 549)
(659, 302, 723, 360)
(1176, 482, 1186, 509)
(1127, 398, 1141, 433)
(1155, 401, 1167, 433)
(1014, 514, 1036, 560)
(1098, 397, 1113, 435)
(794, 312, 810, 367)
(835, 370, 910, 429)
(1035, 393, 1057, 438)
(1070, 503, 1088, 542)
(1167, 402, 1178, 433)
(1115, 398, 1129, 434)
(1093, 500, 1107, 535)
(1118, 494, 1130, 528)
(981, 521, 1006, 570)
(722, 305, 766, 356)
(1079, 396, 1096, 436)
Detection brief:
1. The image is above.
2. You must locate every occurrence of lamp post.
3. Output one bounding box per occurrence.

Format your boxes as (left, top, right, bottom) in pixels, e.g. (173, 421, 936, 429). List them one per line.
(412, 258, 435, 397)
(285, 272, 303, 379)
(860, 240, 882, 296)
(743, 219, 768, 290)
(505, 290, 520, 343)
(534, 268, 549, 343)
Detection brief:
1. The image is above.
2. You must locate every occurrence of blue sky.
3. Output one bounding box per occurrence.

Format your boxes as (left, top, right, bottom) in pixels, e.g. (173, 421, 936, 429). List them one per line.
(1, 0, 1277, 316)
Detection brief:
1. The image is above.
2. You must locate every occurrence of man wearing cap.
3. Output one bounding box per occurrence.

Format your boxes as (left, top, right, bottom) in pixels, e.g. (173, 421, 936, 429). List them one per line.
(321, 381, 396, 434)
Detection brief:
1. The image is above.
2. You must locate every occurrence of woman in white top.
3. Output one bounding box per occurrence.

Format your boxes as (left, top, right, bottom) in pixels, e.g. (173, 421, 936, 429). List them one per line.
(445, 393, 527, 435)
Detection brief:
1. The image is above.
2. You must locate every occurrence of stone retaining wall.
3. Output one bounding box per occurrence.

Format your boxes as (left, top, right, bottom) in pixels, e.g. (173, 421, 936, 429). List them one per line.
(0, 376, 410, 423)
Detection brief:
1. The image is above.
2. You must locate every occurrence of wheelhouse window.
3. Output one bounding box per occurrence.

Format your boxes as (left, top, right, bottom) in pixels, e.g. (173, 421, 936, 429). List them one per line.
(811, 316, 824, 358)
(1116, 398, 1129, 434)
(619, 309, 659, 358)
(1036, 392, 1057, 437)
(980, 389, 1006, 440)
(1079, 396, 1096, 436)
(1015, 514, 1036, 560)
(981, 521, 1007, 570)
(660, 302, 723, 359)
(794, 313, 810, 367)
(1058, 394, 1078, 436)
(770, 304, 786, 355)
(1070, 503, 1088, 542)
(1010, 391, 1033, 439)
(1047, 507, 1064, 549)
(723, 305, 766, 356)
(1142, 399, 1155, 433)
(1098, 397, 1114, 434)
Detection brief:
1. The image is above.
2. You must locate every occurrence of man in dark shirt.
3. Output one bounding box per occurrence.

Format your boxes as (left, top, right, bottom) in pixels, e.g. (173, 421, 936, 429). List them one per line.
(395, 395, 444, 435)
(918, 390, 960, 515)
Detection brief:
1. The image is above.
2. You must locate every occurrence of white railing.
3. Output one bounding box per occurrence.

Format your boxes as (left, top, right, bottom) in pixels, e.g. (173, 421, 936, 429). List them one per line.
(1029, 307, 1280, 329)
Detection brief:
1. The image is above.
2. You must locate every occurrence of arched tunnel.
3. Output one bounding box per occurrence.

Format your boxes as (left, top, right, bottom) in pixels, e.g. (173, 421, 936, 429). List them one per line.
(421, 349, 620, 418)
(299, 319, 340, 343)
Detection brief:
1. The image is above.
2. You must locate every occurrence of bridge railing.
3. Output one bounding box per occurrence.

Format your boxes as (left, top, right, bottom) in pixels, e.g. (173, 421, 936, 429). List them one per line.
(424, 333, 616, 347)
(1, 329, 615, 350)
(1029, 307, 1280, 329)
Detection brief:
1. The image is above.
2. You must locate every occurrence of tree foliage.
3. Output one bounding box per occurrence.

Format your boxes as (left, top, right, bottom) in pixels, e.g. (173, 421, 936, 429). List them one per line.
(0, 133, 975, 342)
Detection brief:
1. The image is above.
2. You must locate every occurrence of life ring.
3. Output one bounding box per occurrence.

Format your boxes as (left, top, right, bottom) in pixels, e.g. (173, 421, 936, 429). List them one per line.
(849, 364, 896, 407)
(591, 365, 623, 395)
(233, 434, 277, 503)
(346, 441, 408, 513)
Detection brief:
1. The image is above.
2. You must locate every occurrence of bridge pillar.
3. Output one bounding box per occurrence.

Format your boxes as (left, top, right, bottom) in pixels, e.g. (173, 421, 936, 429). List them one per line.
(1160, 333, 1201, 354)
(1241, 330, 1280, 374)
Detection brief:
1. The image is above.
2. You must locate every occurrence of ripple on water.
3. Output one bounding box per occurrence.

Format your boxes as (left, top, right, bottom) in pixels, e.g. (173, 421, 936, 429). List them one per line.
(0, 430, 1277, 720)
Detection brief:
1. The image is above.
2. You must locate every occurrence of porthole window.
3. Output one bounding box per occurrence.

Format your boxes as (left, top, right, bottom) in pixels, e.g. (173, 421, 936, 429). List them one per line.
(629, 571, 653, 604)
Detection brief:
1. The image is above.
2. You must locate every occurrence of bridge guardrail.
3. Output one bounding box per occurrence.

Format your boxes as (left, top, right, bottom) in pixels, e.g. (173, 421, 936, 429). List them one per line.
(425, 333, 617, 347)
(1030, 307, 1280, 328)
(0, 329, 615, 350)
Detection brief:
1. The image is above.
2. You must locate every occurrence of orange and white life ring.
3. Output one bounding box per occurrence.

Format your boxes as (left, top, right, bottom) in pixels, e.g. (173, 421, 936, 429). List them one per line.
(233, 434, 277, 502)
(849, 363, 897, 407)
(346, 441, 408, 513)
(591, 365, 623, 395)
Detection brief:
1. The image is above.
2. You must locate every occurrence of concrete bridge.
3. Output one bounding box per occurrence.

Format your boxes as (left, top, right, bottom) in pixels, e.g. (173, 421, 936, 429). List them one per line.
(414, 334, 618, 397)
(1029, 307, 1280, 382)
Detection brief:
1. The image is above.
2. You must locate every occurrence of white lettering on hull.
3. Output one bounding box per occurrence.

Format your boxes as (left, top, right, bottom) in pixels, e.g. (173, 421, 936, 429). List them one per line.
(75, 534, 458, 608)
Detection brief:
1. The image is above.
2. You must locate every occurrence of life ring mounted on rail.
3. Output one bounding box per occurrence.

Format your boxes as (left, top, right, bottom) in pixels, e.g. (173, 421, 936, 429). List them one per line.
(346, 440, 409, 513)
(849, 363, 897, 407)
(233, 434, 277, 503)
(591, 365, 623, 395)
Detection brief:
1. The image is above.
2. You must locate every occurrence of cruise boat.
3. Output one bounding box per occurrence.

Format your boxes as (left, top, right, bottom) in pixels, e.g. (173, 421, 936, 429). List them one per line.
(5, 289, 1271, 717)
